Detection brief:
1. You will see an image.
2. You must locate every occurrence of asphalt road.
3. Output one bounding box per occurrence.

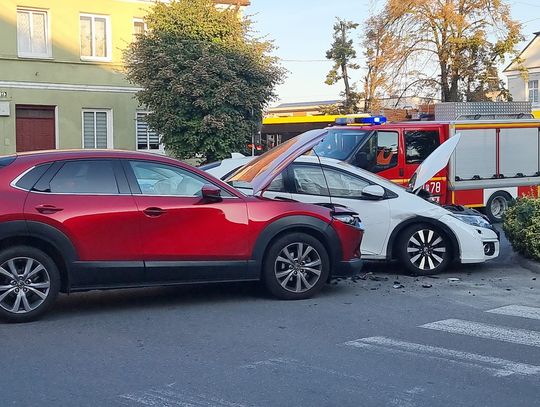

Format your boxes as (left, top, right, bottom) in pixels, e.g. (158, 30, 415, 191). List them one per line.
(2, 231, 539, 407)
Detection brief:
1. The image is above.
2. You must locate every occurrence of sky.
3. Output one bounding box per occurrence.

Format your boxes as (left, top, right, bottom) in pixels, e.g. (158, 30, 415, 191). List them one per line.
(245, 0, 540, 106)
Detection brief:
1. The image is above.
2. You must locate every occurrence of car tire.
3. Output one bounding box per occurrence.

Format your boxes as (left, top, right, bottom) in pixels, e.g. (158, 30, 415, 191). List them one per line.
(396, 224, 452, 276)
(263, 232, 330, 300)
(0, 246, 60, 323)
(485, 191, 513, 223)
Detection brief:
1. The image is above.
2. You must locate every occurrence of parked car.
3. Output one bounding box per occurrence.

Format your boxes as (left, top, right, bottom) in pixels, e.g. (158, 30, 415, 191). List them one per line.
(0, 145, 363, 322)
(206, 132, 500, 275)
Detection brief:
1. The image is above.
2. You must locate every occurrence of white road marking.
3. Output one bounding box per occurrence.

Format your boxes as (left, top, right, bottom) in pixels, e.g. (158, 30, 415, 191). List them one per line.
(486, 305, 540, 321)
(119, 389, 255, 407)
(240, 357, 364, 381)
(420, 319, 540, 347)
(344, 336, 540, 377)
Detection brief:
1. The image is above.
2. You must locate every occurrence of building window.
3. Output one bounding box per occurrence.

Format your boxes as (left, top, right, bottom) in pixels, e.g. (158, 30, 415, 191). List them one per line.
(529, 80, 539, 105)
(17, 9, 51, 58)
(136, 112, 162, 152)
(82, 110, 112, 148)
(133, 18, 147, 41)
(80, 14, 111, 61)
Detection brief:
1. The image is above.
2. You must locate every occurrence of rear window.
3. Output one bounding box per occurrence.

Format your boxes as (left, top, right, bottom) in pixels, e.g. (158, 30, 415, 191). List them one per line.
(0, 155, 16, 168)
(15, 163, 52, 190)
(199, 161, 221, 171)
(49, 160, 119, 194)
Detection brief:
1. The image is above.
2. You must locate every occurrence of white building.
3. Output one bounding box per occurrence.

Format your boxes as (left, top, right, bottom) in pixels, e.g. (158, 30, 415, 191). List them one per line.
(504, 31, 540, 117)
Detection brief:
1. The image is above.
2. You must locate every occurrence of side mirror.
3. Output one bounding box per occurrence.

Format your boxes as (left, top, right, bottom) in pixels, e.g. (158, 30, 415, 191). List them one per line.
(201, 184, 222, 202)
(361, 184, 385, 200)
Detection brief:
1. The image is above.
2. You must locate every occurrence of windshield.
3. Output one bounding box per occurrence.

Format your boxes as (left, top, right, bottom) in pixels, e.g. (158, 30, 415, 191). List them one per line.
(312, 129, 371, 160)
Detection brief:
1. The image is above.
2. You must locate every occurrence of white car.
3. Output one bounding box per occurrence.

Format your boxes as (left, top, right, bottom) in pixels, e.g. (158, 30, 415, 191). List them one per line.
(205, 132, 500, 275)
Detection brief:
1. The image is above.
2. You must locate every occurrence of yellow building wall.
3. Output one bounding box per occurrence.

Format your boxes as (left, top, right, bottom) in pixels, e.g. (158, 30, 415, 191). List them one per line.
(0, 0, 151, 68)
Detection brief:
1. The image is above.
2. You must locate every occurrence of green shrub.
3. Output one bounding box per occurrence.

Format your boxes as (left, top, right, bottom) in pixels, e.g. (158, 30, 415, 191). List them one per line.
(503, 196, 540, 261)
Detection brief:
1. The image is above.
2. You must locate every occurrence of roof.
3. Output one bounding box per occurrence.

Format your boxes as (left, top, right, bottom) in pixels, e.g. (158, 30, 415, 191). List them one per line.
(504, 32, 540, 73)
(13, 149, 183, 166)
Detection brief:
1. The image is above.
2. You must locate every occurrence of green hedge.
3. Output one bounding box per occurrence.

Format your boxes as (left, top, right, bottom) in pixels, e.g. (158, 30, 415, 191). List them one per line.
(503, 196, 540, 261)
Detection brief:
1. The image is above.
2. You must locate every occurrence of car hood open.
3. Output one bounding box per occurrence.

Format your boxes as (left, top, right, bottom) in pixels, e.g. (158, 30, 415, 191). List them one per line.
(409, 133, 462, 193)
(226, 129, 328, 195)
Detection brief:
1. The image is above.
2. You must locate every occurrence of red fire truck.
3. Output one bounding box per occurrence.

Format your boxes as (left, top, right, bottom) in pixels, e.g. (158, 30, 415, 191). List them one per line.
(312, 102, 540, 222)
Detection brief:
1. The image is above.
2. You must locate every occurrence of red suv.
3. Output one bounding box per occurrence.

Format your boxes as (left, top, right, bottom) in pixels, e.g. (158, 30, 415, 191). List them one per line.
(0, 149, 363, 322)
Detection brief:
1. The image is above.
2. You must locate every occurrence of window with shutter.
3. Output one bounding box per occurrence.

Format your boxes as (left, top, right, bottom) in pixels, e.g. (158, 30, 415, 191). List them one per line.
(136, 112, 162, 152)
(82, 110, 111, 149)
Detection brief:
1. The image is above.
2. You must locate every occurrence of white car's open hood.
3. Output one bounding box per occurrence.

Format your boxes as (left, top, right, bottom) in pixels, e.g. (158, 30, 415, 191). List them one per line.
(409, 133, 461, 193)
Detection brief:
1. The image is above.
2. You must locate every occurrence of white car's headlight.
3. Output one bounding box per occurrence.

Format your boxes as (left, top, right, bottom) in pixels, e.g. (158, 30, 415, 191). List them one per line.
(451, 214, 492, 228)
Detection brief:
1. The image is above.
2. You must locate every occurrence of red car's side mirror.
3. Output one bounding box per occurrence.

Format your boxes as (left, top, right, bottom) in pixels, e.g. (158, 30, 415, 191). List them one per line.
(201, 184, 222, 202)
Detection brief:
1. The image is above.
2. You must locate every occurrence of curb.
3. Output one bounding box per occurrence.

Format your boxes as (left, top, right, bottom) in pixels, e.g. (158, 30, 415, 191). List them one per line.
(516, 254, 540, 274)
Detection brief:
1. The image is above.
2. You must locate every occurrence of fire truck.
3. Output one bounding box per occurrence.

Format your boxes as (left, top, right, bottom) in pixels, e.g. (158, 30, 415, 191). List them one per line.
(312, 102, 540, 222)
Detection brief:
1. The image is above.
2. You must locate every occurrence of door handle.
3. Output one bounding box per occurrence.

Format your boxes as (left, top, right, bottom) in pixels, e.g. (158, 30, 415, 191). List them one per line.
(35, 204, 63, 214)
(143, 207, 166, 217)
(399, 168, 404, 177)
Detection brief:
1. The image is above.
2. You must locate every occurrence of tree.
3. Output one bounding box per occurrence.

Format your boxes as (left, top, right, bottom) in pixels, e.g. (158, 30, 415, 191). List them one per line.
(361, 16, 405, 112)
(325, 19, 360, 113)
(124, 0, 283, 162)
(380, 0, 522, 102)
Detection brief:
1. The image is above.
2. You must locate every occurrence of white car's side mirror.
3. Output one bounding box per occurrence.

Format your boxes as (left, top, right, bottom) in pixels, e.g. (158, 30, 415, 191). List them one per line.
(361, 184, 385, 199)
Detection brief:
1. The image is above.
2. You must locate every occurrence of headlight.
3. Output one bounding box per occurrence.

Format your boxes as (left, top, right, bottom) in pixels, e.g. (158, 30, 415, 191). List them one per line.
(451, 214, 492, 228)
(332, 213, 364, 229)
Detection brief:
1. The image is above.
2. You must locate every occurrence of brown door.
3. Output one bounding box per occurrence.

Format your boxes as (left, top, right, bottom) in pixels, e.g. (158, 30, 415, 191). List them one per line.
(16, 105, 56, 152)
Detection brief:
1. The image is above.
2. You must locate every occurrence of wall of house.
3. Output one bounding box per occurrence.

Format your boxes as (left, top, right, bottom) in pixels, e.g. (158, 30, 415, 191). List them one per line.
(0, 0, 151, 155)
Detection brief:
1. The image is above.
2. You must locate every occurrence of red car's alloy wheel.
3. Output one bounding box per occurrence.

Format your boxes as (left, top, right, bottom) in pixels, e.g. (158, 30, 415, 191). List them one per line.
(274, 242, 323, 293)
(0, 257, 51, 314)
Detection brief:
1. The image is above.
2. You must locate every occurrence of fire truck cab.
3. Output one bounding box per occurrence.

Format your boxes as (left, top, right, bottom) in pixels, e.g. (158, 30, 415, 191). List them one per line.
(313, 102, 540, 222)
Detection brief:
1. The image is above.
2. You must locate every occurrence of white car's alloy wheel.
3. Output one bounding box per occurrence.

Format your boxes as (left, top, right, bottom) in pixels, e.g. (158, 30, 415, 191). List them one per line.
(406, 229, 447, 271)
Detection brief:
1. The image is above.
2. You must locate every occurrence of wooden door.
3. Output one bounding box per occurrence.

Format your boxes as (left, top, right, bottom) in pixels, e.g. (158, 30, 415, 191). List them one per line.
(16, 106, 55, 152)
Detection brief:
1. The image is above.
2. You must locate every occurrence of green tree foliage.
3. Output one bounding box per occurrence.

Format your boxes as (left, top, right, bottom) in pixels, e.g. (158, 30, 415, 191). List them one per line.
(325, 19, 360, 113)
(504, 196, 540, 261)
(380, 0, 522, 102)
(124, 0, 283, 162)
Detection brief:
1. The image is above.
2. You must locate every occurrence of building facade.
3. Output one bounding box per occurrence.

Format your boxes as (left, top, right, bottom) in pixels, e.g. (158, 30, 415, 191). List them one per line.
(504, 31, 540, 118)
(0, 0, 249, 156)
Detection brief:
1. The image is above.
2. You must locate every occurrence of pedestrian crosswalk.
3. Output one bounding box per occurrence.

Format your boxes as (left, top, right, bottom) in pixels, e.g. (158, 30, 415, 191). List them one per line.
(486, 305, 540, 320)
(345, 336, 540, 377)
(420, 319, 540, 347)
(344, 304, 540, 377)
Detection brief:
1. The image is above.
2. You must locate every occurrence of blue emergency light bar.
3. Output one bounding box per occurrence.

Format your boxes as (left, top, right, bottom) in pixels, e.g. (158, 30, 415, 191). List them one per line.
(334, 116, 387, 126)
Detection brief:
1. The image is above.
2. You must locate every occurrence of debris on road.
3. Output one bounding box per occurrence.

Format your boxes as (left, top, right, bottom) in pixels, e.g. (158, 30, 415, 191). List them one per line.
(393, 282, 404, 289)
(447, 278, 461, 282)
(369, 275, 389, 282)
(422, 283, 433, 288)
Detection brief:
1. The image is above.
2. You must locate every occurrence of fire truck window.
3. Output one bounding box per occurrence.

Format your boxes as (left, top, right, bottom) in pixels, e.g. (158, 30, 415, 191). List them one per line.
(373, 131, 398, 172)
(314, 130, 371, 160)
(405, 130, 440, 164)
